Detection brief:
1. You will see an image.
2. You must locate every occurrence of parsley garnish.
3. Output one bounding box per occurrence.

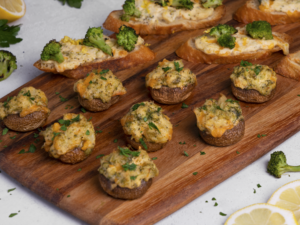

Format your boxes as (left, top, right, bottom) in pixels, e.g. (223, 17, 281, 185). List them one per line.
(3, 96, 12, 107)
(179, 141, 186, 145)
(113, 139, 118, 143)
(86, 130, 90, 135)
(240, 60, 252, 67)
(28, 144, 36, 153)
(219, 212, 227, 216)
(59, 95, 68, 102)
(236, 151, 240, 154)
(0, 20, 22, 47)
(23, 90, 31, 97)
(96, 130, 103, 133)
(139, 138, 148, 150)
(100, 69, 109, 75)
(100, 77, 107, 80)
(132, 102, 145, 111)
(52, 132, 61, 140)
(193, 172, 198, 175)
(157, 107, 162, 113)
(162, 67, 171, 72)
(60, 125, 67, 131)
(2, 128, 9, 135)
(118, 146, 140, 157)
(152, 157, 157, 160)
(183, 151, 189, 157)
(254, 188, 256, 193)
(96, 154, 105, 159)
(174, 61, 183, 72)
(212, 197, 216, 201)
(181, 103, 189, 108)
(257, 184, 262, 188)
(59, 119, 71, 126)
(33, 133, 39, 138)
(216, 106, 223, 111)
(88, 117, 92, 121)
(214, 202, 218, 207)
(81, 108, 86, 113)
(122, 163, 137, 171)
(67, 195, 70, 198)
(9, 213, 18, 218)
(58, 0, 83, 9)
(143, 117, 148, 122)
(253, 65, 262, 75)
(18, 149, 25, 154)
(257, 134, 261, 138)
(200, 151, 206, 155)
(148, 122, 160, 133)
(55, 92, 60, 95)
(71, 115, 80, 122)
(130, 176, 137, 180)
(10, 135, 16, 139)
(77, 168, 82, 172)
(7, 188, 16, 193)
(89, 81, 93, 84)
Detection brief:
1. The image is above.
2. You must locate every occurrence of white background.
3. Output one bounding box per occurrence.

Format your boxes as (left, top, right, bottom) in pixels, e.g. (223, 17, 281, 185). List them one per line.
(0, 1, 300, 225)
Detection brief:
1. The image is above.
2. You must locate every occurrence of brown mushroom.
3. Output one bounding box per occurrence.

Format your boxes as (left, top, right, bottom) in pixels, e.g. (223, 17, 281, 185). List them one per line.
(98, 174, 152, 200)
(78, 95, 120, 112)
(58, 147, 92, 164)
(125, 135, 168, 152)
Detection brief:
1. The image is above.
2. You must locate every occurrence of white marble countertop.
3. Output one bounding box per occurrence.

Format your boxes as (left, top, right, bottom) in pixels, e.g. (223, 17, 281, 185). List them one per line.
(1, 1, 300, 225)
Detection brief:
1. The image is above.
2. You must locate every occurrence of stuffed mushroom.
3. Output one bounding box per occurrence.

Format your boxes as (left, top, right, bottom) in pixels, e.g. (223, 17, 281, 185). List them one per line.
(121, 101, 173, 152)
(146, 59, 197, 104)
(74, 69, 126, 112)
(194, 94, 245, 147)
(40, 113, 95, 164)
(98, 146, 159, 200)
(230, 61, 277, 103)
(0, 87, 50, 132)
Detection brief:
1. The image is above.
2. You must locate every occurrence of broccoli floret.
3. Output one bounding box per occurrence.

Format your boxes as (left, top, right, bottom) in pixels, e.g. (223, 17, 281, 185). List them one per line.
(116, 25, 138, 52)
(121, 0, 141, 22)
(217, 34, 236, 49)
(153, 0, 194, 9)
(41, 40, 65, 63)
(83, 27, 112, 56)
(0, 50, 17, 82)
(201, 0, 223, 8)
(209, 24, 237, 38)
(267, 151, 300, 178)
(246, 21, 273, 40)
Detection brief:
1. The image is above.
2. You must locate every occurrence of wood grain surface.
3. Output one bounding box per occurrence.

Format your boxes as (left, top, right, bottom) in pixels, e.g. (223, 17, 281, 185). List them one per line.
(1, 1, 300, 224)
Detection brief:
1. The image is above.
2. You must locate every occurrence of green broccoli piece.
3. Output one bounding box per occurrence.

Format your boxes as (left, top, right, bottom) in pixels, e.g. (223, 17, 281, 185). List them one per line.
(153, 0, 194, 9)
(41, 40, 65, 63)
(116, 25, 138, 52)
(0, 50, 17, 82)
(246, 21, 273, 40)
(267, 151, 300, 178)
(121, 0, 141, 22)
(217, 34, 236, 49)
(209, 24, 237, 38)
(201, 0, 223, 8)
(83, 27, 112, 56)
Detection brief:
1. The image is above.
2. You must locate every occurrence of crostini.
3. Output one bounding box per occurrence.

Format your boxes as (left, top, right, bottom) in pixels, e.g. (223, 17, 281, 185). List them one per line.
(40, 113, 95, 164)
(234, 0, 300, 25)
(74, 69, 126, 112)
(121, 101, 173, 151)
(176, 22, 292, 64)
(230, 61, 277, 103)
(103, 0, 225, 35)
(194, 94, 245, 146)
(98, 146, 159, 199)
(146, 59, 197, 104)
(0, 87, 50, 132)
(34, 26, 155, 79)
(275, 50, 300, 81)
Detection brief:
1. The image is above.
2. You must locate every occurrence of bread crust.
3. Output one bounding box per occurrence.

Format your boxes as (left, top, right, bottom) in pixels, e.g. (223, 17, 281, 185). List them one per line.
(3, 111, 49, 132)
(231, 82, 276, 103)
(200, 119, 245, 147)
(103, 6, 226, 35)
(34, 45, 155, 79)
(58, 147, 92, 164)
(234, 0, 300, 25)
(126, 135, 167, 152)
(176, 32, 292, 64)
(99, 174, 152, 200)
(148, 83, 196, 104)
(275, 51, 300, 81)
(78, 95, 120, 112)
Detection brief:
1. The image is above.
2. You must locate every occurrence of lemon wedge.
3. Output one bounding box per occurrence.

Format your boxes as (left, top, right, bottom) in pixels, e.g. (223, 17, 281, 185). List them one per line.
(0, 0, 26, 22)
(224, 203, 298, 225)
(268, 180, 300, 224)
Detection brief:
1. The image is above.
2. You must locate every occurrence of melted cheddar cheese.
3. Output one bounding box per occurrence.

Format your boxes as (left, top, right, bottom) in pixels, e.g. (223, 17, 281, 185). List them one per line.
(132, 0, 214, 24)
(40, 113, 95, 158)
(260, 0, 300, 13)
(121, 101, 173, 143)
(0, 87, 50, 120)
(98, 147, 159, 189)
(195, 27, 289, 56)
(230, 64, 277, 96)
(74, 70, 126, 102)
(40, 36, 145, 73)
(145, 59, 197, 89)
(194, 94, 243, 137)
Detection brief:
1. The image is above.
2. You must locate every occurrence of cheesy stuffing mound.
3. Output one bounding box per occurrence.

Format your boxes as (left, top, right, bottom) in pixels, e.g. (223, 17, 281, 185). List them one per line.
(0, 87, 50, 120)
(74, 70, 126, 102)
(121, 101, 173, 143)
(40, 113, 95, 158)
(98, 147, 159, 189)
(259, 0, 300, 13)
(194, 94, 243, 138)
(146, 59, 197, 89)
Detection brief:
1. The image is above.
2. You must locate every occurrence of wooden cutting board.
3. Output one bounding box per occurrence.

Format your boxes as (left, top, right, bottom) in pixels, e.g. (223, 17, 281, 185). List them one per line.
(1, 1, 300, 224)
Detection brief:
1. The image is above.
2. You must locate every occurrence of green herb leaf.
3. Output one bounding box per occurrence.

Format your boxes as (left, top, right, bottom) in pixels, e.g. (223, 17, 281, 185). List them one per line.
(58, 0, 83, 8)
(162, 67, 171, 72)
(254, 188, 256, 193)
(139, 138, 148, 150)
(55, 92, 60, 95)
(240, 60, 252, 67)
(212, 197, 216, 201)
(9, 213, 18, 218)
(113, 139, 118, 143)
(257, 134, 261, 138)
(0, 20, 22, 47)
(60, 125, 67, 131)
(34, 138, 40, 143)
(200, 151, 206, 155)
(77, 168, 82, 172)
(8, 188, 16, 193)
(130, 176, 137, 180)
(86, 130, 90, 135)
(122, 163, 137, 171)
(100, 69, 109, 75)
(183, 151, 189, 157)
(152, 157, 157, 160)
(28, 144, 36, 153)
(71, 115, 80, 122)
(216, 106, 223, 111)
(88, 117, 92, 121)
(214, 202, 218, 207)
(181, 103, 189, 108)
(262, 134, 267, 137)
(96, 130, 103, 133)
(67, 195, 70, 198)
(100, 76, 107, 80)
(254, 65, 262, 75)
(23, 90, 31, 97)
(81, 108, 86, 113)
(18, 149, 25, 154)
(10, 135, 16, 139)
(174, 61, 183, 72)
(33, 133, 39, 138)
(157, 107, 162, 113)
(59, 95, 68, 102)
(236, 151, 240, 154)
(143, 117, 148, 122)
(52, 132, 61, 141)
(257, 184, 262, 188)
(132, 102, 145, 111)
(2, 128, 9, 135)
(96, 154, 105, 159)
(220, 212, 227, 216)
(118, 146, 140, 157)
(179, 141, 186, 145)
(148, 122, 160, 133)
(193, 172, 198, 175)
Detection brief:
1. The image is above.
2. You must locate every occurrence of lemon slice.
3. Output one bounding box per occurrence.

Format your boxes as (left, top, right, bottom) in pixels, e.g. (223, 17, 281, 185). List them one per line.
(0, 0, 26, 22)
(268, 180, 300, 224)
(224, 203, 298, 225)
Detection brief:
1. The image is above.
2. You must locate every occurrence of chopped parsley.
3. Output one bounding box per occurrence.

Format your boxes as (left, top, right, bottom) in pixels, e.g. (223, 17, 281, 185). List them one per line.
(253, 65, 262, 75)
(226, 99, 239, 104)
(52, 132, 61, 140)
(67, 195, 70, 198)
(59, 95, 68, 102)
(9, 213, 18, 218)
(254, 189, 256, 193)
(28, 144, 36, 153)
(139, 138, 148, 150)
(257, 184, 262, 188)
(181, 103, 189, 108)
(96, 154, 105, 159)
(220, 212, 227, 216)
(23, 90, 31, 96)
(3, 96, 12, 107)
(86, 130, 90, 135)
(71, 115, 80, 122)
(236, 151, 240, 154)
(162, 67, 171, 72)
(96, 130, 103, 133)
(257, 134, 261, 138)
(18, 149, 25, 154)
(33, 133, 39, 138)
(148, 122, 160, 133)
(81, 108, 86, 113)
(7, 188, 16, 193)
(2, 128, 9, 135)
(122, 163, 137, 171)
(212, 197, 216, 201)
(152, 157, 157, 160)
(10, 135, 16, 139)
(55, 92, 60, 95)
(118, 146, 140, 157)
(174, 61, 183, 72)
(113, 139, 118, 143)
(88, 117, 92, 121)
(77, 168, 82, 172)
(200, 151, 206, 155)
(179, 141, 186, 145)
(143, 117, 148, 122)
(89, 81, 93, 84)
(132, 102, 145, 111)
(240, 60, 252, 67)
(130, 176, 137, 180)
(157, 107, 162, 113)
(100, 76, 107, 80)
(60, 125, 67, 131)
(100, 69, 109, 74)
(183, 151, 189, 157)
(193, 172, 198, 175)
(214, 202, 218, 207)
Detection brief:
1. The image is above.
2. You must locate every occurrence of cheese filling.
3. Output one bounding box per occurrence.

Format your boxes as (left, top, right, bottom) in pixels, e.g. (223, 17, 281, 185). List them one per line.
(40, 113, 95, 158)
(230, 64, 277, 96)
(146, 59, 197, 89)
(40, 36, 145, 73)
(98, 148, 159, 189)
(121, 101, 173, 143)
(0, 87, 50, 120)
(194, 94, 243, 137)
(195, 27, 289, 56)
(74, 70, 126, 102)
(132, 0, 214, 24)
(260, 0, 300, 13)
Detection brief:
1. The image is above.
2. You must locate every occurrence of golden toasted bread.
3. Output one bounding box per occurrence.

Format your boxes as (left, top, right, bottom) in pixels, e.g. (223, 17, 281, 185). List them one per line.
(275, 50, 300, 81)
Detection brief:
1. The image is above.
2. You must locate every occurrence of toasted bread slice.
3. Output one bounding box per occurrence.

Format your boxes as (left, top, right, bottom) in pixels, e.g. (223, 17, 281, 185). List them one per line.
(176, 31, 292, 64)
(234, 0, 300, 25)
(103, 6, 225, 35)
(34, 45, 155, 79)
(275, 50, 300, 81)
